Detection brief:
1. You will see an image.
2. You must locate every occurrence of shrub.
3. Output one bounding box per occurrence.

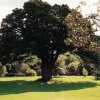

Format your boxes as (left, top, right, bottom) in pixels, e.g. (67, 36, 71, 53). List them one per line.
(25, 69, 37, 76)
(82, 67, 88, 77)
(53, 60, 67, 75)
(94, 65, 100, 80)
(24, 55, 41, 75)
(15, 63, 30, 74)
(0, 66, 8, 77)
(6, 73, 16, 77)
(35, 68, 41, 76)
(15, 72, 25, 76)
(53, 52, 81, 75)
(32, 65, 41, 75)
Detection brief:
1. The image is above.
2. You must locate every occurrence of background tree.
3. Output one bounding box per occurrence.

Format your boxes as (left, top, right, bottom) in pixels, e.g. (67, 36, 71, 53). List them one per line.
(65, 10, 98, 63)
(74, 0, 100, 79)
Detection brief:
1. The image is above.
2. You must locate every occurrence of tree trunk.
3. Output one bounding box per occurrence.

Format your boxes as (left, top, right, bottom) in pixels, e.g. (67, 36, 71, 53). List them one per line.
(41, 61, 53, 82)
(38, 52, 59, 82)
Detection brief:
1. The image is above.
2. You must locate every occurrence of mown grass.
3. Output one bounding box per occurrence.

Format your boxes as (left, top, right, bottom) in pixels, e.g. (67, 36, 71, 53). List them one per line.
(0, 76, 100, 100)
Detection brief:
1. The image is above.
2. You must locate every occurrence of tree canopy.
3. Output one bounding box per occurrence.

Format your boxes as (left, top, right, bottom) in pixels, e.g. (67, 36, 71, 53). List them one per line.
(65, 10, 98, 63)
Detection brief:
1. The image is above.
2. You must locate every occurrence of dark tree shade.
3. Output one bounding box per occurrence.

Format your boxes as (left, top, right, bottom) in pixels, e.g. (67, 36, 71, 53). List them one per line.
(0, 8, 25, 64)
(53, 4, 71, 17)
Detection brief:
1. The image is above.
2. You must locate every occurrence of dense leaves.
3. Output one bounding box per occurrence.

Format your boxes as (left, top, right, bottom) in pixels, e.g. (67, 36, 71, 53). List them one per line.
(65, 11, 95, 49)
(53, 4, 71, 17)
(0, 0, 70, 64)
(65, 10, 98, 63)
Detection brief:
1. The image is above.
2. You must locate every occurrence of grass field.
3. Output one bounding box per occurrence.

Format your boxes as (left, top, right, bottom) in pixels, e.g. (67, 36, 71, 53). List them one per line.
(0, 76, 100, 100)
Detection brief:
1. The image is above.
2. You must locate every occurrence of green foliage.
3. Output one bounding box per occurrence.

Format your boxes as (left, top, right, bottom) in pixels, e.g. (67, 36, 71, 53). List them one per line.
(0, 66, 8, 77)
(64, 10, 98, 65)
(53, 61, 67, 75)
(0, 0, 70, 63)
(24, 56, 41, 66)
(15, 63, 37, 76)
(82, 67, 88, 77)
(25, 69, 37, 76)
(65, 10, 96, 50)
(53, 52, 81, 75)
(15, 63, 30, 73)
(94, 65, 100, 80)
(53, 4, 71, 17)
(21, 55, 41, 75)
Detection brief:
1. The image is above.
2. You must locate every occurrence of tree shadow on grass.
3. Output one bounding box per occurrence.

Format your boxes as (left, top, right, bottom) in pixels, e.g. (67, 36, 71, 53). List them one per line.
(0, 79, 99, 95)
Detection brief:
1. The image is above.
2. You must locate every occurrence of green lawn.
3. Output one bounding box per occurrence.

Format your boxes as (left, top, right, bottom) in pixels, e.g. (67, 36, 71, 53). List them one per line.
(0, 76, 100, 100)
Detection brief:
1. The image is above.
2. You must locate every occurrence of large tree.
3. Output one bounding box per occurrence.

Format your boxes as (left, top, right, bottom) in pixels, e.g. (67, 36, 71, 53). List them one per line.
(0, 0, 72, 81)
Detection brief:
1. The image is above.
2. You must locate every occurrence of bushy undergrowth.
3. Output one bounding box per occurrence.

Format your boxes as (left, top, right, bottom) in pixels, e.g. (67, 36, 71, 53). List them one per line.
(0, 53, 98, 77)
(0, 66, 8, 77)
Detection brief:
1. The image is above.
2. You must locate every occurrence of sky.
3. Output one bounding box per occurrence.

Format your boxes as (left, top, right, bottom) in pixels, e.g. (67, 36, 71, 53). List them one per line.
(0, 0, 100, 35)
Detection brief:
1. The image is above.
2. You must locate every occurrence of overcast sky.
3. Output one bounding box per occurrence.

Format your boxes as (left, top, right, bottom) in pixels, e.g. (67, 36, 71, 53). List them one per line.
(0, 0, 80, 21)
(0, 0, 29, 21)
(0, 0, 100, 35)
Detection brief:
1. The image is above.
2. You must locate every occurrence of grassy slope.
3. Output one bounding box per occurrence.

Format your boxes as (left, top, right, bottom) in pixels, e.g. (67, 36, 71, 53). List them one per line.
(0, 76, 100, 100)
